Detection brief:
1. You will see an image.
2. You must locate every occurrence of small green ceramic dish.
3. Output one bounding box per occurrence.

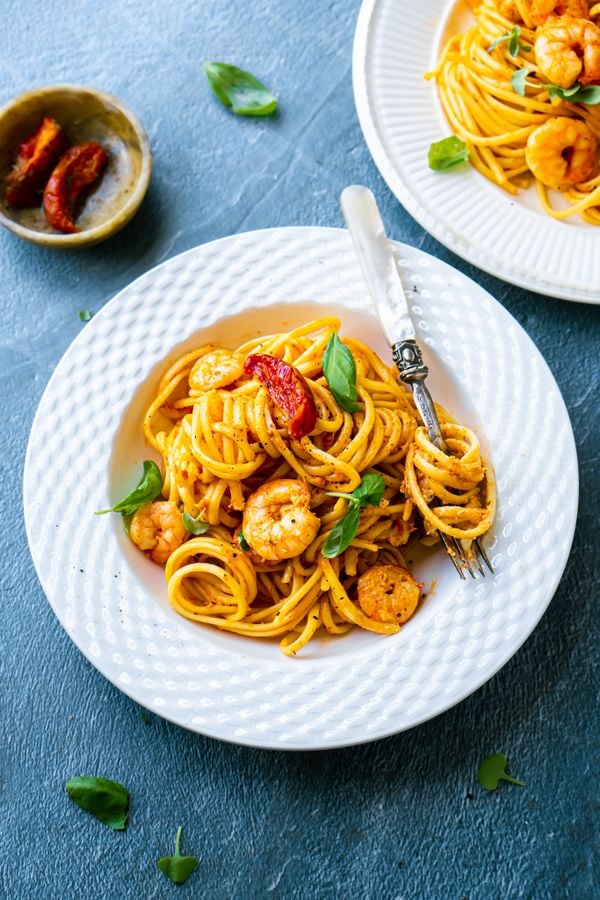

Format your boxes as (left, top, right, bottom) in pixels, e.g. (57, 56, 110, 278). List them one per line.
(0, 84, 152, 247)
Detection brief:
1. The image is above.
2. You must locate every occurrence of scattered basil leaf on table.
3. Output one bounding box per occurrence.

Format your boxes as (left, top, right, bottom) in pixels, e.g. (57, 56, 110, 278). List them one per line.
(428, 136, 470, 171)
(238, 531, 250, 551)
(322, 332, 362, 413)
(322, 472, 385, 558)
(204, 62, 277, 116)
(78, 308, 92, 322)
(511, 68, 531, 96)
(487, 26, 530, 58)
(96, 460, 162, 515)
(158, 826, 199, 885)
(182, 512, 210, 534)
(477, 753, 525, 791)
(545, 82, 600, 104)
(65, 776, 129, 829)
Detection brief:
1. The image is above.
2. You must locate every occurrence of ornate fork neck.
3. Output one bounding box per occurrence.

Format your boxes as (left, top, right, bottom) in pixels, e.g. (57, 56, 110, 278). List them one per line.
(392, 338, 428, 383)
(392, 339, 448, 453)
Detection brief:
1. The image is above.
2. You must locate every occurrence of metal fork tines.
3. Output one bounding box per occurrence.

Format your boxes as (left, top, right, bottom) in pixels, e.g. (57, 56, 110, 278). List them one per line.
(439, 532, 493, 580)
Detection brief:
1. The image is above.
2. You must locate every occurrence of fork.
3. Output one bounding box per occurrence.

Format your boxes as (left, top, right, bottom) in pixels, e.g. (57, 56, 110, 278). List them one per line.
(340, 184, 493, 579)
(395, 340, 493, 580)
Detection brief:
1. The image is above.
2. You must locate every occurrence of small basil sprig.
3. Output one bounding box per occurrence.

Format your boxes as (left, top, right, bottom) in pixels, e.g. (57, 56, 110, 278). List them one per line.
(510, 71, 600, 103)
(182, 512, 210, 535)
(488, 26, 531, 58)
(204, 62, 277, 116)
(65, 776, 129, 830)
(510, 67, 531, 97)
(96, 460, 162, 515)
(545, 82, 600, 105)
(428, 136, 470, 171)
(322, 472, 385, 558)
(158, 826, 199, 885)
(477, 753, 525, 791)
(78, 308, 92, 322)
(238, 531, 250, 551)
(322, 332, 361, 413)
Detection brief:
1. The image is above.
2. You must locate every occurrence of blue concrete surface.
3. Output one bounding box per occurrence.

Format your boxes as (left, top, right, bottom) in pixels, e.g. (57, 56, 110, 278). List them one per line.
(1, 1, 598, 897)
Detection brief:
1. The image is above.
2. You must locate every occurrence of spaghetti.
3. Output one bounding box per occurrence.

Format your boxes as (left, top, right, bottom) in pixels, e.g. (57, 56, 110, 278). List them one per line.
(130, 318, 495, 655)
(427, 0, 600, 223)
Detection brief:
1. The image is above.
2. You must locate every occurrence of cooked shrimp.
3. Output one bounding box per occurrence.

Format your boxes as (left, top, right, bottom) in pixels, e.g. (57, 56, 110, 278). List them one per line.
(357, 564, 421, 625)
(189, 348, 245, 392)
(535, 15, 600, 87)
(129, 500, 188, 564)
(242, 479, 320, 562)
(530, 0, 589, 27)
(526, 116, 598, 187)
(233, 527, 279, 568)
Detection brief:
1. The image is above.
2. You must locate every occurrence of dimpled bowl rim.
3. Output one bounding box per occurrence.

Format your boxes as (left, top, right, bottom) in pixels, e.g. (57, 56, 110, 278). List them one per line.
(23, 227, 578, 749)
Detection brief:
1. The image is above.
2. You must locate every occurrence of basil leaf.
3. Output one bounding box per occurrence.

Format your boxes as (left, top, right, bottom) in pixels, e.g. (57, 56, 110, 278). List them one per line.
(65, 776, 129, 830)
(158, 826, 198, 885)
(545, 82, 579, 99)
(78, 308, 92, 322)
(322, 504, 360, 558)
(477, 753, 525, 791)
(487, 29, 511, 53)
(182, 512, 210, 535)
(351, 472, 386, 508)
(546, 82, 600, 104)
(322, 333, 361, 413)
(96, 460, 162, 515)
(575, 86, 600, 104)
(428, 136, 470, 171)
(511, 68, 530, 97)
(204, 62, 277, 116)
(322, 472, 386, 558)
(238, 531, 250, 551)
(488, 26, 530, 58)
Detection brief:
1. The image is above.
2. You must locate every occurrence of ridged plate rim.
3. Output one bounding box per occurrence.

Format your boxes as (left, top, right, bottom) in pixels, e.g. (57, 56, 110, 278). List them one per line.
(353, 0, 600, 304)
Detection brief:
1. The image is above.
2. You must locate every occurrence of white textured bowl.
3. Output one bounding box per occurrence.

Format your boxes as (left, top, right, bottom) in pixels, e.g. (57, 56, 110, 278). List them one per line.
(24, 227, 578, 748)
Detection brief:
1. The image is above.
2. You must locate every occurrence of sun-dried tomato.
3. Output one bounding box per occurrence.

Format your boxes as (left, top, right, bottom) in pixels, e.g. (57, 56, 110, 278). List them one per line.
(43, 142, 108, 233)
(244, 354, 317, 441)
(5, 116, 70, 207)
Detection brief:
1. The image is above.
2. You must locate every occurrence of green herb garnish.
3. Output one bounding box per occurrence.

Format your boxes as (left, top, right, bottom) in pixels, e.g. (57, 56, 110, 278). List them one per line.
(545, 82, 600, 105)
(158, 826, 199, 885)
(488, 26, 531, 58)
(477, 753, 525, 791)
(238, 531, 250, 551)
(204, 62, 277, 116)
(96, 460, 162, 515)
(322, 332, 361, 413)
(510, 68, 531, 97)
(182, 512, 210, 535)
(65, 776, 129, 830)
(428, 136, 470, 171)
(322, 472, 385, 558)
(78, 308, 92, 322)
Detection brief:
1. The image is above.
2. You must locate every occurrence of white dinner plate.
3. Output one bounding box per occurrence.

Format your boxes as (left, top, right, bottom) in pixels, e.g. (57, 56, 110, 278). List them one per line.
(353, 0, 600, 304)
(24, 227, 578, 749)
